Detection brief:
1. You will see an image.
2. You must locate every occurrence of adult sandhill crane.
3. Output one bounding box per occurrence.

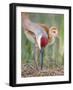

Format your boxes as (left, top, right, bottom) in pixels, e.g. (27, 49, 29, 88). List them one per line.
(21, 13, 58, 70)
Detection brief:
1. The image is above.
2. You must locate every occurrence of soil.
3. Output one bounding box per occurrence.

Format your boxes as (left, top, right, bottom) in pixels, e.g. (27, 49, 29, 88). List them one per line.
(21, 64, 64, 77)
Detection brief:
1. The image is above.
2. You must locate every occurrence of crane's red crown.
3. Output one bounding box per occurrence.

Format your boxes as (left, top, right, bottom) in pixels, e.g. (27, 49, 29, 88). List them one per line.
(41, 36, 48, 48)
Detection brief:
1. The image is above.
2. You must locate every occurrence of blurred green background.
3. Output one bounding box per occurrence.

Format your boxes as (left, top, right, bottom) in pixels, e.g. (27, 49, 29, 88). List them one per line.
(21, 13, 64, 68)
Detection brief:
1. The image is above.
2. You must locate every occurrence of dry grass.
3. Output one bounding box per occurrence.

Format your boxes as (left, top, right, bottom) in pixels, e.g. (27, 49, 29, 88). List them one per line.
(21, 63, 64, 77)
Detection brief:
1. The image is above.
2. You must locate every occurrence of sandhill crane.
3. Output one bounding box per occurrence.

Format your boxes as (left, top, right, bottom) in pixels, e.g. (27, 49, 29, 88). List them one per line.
(21, 13, 58, 70)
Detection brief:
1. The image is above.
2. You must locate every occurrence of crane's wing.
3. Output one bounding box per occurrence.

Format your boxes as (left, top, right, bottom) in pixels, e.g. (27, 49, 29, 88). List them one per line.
(22, 13, 48, 49)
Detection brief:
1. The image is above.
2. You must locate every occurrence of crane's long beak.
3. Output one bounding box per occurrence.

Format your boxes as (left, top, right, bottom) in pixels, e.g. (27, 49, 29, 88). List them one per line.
(40, 47, 44, 70)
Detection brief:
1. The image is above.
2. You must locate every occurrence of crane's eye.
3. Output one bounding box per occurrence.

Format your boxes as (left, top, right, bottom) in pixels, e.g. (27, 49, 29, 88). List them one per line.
(52, 30, 56, 33)
(51, 30, 57, 34)
(51, 30, 58, 37)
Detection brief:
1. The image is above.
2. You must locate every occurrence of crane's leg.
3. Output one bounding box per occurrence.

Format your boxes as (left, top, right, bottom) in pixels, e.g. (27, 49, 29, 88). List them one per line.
(33, 43, 39, 70)
(40, 48, 44, 70)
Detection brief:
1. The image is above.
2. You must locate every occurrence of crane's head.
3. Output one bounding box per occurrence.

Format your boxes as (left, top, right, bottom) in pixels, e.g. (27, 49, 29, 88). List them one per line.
(36, 33, 48, 49)
(41, 35, 48, 48)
